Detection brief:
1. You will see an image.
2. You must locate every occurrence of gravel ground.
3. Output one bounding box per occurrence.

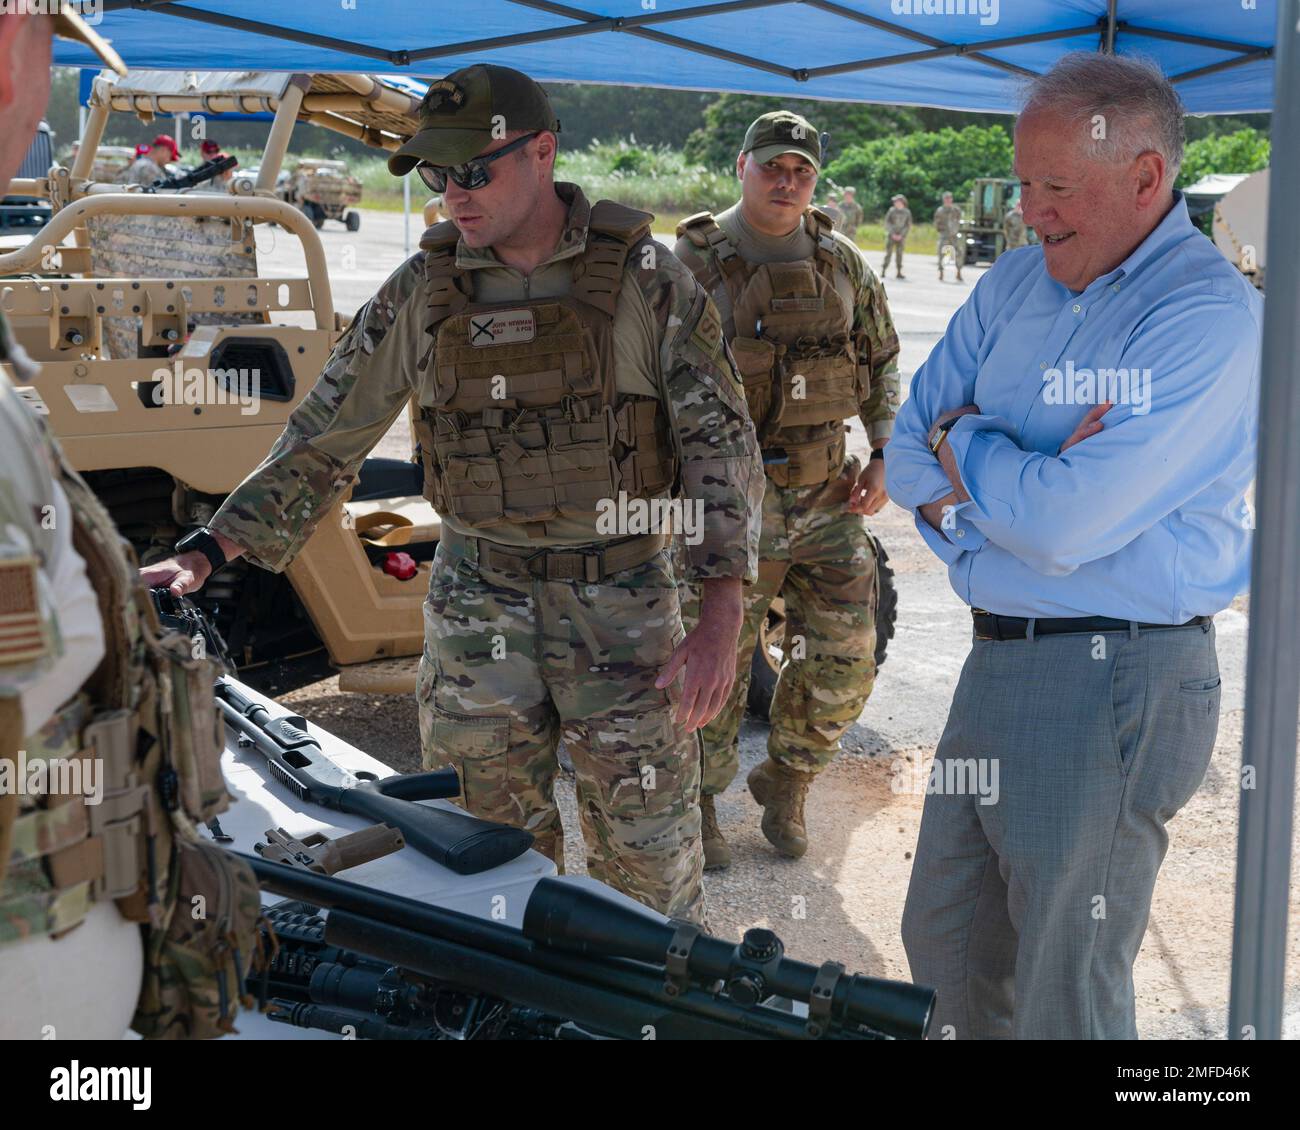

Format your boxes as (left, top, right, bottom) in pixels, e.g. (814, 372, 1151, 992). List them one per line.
(258, 209, 1300, 1039)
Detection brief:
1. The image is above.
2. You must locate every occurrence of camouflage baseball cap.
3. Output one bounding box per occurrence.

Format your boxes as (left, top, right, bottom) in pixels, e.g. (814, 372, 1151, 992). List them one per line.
(389, 64, 561, 176)
(742, 111, 821, 171)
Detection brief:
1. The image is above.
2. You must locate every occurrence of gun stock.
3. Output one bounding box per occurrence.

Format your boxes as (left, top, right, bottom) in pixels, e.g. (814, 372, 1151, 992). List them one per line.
(217, 678, 533, 875)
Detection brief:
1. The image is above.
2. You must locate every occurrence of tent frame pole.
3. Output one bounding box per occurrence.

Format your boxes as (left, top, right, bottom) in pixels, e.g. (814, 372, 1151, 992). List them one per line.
(1229, 0, 1299, 1043)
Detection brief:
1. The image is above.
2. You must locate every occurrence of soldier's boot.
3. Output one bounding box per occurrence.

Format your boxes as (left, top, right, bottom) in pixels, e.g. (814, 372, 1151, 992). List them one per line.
(700, 793, 731, 871)
(747, 759, 810, 859)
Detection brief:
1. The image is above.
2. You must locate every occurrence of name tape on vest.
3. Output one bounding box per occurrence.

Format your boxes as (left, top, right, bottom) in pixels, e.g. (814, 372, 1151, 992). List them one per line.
(468, 310, 537, 347)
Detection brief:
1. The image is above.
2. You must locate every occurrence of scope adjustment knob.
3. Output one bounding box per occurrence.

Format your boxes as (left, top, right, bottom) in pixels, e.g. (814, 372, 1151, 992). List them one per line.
(741, 927, 780, 962)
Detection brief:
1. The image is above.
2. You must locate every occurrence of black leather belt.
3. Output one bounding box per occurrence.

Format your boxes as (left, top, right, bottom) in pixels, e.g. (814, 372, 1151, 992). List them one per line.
(972, 609, 1211, 641)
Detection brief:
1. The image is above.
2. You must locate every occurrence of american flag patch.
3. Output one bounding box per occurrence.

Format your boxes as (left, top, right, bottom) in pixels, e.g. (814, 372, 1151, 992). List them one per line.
(0, 556, 47, 666)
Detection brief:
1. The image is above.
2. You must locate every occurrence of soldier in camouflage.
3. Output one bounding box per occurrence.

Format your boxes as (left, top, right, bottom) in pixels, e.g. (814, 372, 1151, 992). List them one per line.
(1003, 199, 1029, 251)
(836, 187, 863, 241)
(934, 191, 964, 281)
(117, 133, 178, 187)
(882, 194, 912, 279)
(145, 65, 763, 923)
(2, 7, 253, 1041)
(674, 111, 900, 868)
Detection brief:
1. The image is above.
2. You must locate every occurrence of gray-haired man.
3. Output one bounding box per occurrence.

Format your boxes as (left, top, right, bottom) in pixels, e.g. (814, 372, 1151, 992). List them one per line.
(888, 52, 1262, 1039)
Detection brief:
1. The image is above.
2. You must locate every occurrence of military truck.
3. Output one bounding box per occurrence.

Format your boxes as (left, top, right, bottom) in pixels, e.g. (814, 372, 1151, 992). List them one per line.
(1, 68, 434, 694)
(959, 176, 1035, 264)
(279, 157, 364, 230)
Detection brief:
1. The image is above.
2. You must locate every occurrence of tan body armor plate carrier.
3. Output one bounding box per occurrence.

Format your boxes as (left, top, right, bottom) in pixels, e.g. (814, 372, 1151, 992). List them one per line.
(0, 445, 229, 944)
(678, 207, 871, 486)
(412, 201, 677, 540)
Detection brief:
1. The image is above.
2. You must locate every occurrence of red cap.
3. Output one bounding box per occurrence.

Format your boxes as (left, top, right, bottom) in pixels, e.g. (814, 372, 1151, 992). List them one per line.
(200, 139, 220, 157)
(152, 134, 180, 161)
(134, 143, 151, 158)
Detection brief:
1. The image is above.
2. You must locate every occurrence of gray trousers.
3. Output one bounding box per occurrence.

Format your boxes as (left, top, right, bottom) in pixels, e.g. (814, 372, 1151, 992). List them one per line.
(902, 620, 1221, 1039)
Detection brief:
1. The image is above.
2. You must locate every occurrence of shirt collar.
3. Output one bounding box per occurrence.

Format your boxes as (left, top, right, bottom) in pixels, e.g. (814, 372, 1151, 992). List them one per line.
(454, 182, 592, 270)
(1079, 190, 1194, 294)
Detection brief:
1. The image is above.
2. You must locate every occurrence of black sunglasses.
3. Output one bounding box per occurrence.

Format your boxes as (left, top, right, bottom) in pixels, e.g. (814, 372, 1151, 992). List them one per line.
(416, 132, 541, 192)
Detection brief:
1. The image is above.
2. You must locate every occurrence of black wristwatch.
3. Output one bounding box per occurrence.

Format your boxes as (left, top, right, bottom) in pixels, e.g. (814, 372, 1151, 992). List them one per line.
(175, 527, 227, 576)
(870, 447, 885, 462)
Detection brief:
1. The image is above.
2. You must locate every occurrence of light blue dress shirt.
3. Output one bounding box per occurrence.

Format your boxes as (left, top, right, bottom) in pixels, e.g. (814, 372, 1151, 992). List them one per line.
(886, 194, 1263, 621)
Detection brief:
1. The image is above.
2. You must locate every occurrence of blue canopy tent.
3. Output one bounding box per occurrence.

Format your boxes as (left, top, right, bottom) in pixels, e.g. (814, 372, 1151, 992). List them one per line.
(53, 0, 1297, 1039)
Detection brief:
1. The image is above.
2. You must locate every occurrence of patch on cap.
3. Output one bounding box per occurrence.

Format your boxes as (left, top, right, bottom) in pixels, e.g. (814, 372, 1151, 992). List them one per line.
(422, 80, 468, 114)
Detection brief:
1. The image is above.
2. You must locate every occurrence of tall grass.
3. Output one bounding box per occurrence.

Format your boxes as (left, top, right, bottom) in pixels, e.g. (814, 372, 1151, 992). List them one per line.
(273, 140, 739, 219)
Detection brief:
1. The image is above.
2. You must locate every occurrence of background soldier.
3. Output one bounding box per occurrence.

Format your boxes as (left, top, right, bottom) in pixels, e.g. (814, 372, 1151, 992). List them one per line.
(934, 190, 964, 281)
(2, 7, 244, 1041)
(837, 187, 863, 240)
(144, 65, 763, 923)
(1003, 198, 1029, 250)
(675, 111, 899, 868)
(118, 133, 179, 186)
(821, 192, 842, 228)
(882, 193, 912, 279)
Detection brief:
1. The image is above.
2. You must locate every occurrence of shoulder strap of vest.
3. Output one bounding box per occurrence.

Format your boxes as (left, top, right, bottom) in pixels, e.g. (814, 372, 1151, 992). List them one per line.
(571, 200, 653, 319)
(804, 206, 841, 274)
(674, 210, 746, 283)
(418, 218, 460, 254)
(418, 221, 472, 359)
(588, 199, 654, 244)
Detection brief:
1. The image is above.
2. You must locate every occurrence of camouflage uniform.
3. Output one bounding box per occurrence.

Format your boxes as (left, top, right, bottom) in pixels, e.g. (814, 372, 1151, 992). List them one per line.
(822, 200, 842, 228)
(674, 204, 899, 798)
(882, 203, 912, 277)
(1003, 206, 1028, 250)
(934, 201, 964, 277)
(208, 184, 763, 921)
(117, 156, 165, 187)
(836, 195, 863, 240)
(2, 312, 246, 1037)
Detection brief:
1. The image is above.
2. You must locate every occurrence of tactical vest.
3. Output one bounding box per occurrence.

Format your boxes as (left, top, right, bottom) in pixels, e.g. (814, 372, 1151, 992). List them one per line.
(412, 201, 676, 539)
(677, 208, 870, 486)
(0, 442, 229, 944)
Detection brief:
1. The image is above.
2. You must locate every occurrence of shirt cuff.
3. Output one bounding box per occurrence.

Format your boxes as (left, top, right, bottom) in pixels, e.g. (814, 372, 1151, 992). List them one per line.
(943, 415, 1017, 532)
(913, 510, 967, 564)
(867, 418, 894, 443)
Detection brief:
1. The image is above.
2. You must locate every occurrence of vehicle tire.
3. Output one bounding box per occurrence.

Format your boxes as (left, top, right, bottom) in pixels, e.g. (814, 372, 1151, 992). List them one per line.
(345, 210, 361, 232)
(745, 533, 898, 722)
(304, 201, 325, 229)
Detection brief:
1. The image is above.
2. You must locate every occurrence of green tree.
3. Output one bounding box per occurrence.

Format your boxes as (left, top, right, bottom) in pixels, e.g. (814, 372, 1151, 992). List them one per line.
(1176, 128, 1271, 188)
(825, 125, 1014, 219)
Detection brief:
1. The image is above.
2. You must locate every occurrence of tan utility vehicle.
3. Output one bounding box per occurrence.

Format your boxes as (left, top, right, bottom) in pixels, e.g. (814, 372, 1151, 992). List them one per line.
(1, 69, 436, 694)
(279, 157, 364, 231)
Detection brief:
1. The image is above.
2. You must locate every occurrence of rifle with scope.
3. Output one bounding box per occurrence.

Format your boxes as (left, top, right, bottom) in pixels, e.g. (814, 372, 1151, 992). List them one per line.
(245, 853, 936, 1041)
